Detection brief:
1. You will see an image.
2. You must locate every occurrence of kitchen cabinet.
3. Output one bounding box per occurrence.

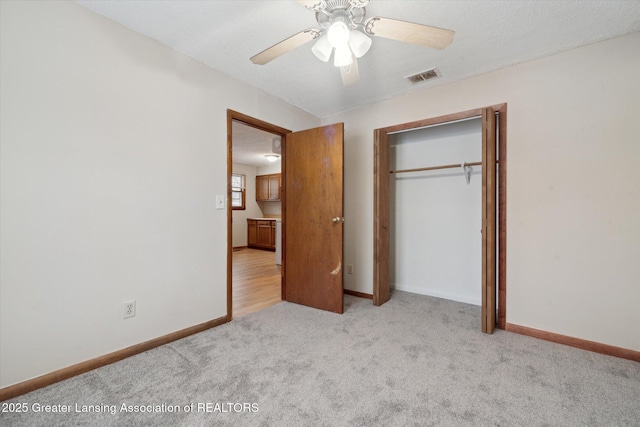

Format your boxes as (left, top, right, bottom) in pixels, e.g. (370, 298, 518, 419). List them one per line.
(247, 220, 257, 248)
(247, 219, 276, 251)
(256, 173, 281, 201)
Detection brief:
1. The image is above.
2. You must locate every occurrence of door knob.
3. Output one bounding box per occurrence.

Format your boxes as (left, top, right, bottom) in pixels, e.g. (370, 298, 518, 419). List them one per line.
(332, 217, 340, 223)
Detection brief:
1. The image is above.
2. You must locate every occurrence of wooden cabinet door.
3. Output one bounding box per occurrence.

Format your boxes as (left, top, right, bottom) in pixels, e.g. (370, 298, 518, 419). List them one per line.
(247, 220, 257, 246)
(268, 174, 281, 200)
(256, 175, 270, 201)
(256, 174, 281, 201)
(257, 221, 272, 248)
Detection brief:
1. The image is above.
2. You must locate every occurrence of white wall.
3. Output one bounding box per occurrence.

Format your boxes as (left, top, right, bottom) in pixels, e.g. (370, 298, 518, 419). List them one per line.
(390, 119, 483, 305)
(326, 32, 640, 351)
(0, 1, 319, 388)
(257, 162, 282, 176)
(231, 163, 263, 248)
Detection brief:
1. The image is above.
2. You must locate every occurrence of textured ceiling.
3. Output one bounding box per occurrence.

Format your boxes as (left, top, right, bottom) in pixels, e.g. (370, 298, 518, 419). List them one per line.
(75, 1, 640, 119)
(232, 121, 282, 167)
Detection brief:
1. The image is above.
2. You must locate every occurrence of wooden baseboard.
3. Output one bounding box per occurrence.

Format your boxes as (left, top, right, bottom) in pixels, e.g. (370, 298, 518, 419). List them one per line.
(344, 289, 374, 300)
(505, 323, 640, 362)
(0, 315, 230, 402)
(247, 246, 276, 252)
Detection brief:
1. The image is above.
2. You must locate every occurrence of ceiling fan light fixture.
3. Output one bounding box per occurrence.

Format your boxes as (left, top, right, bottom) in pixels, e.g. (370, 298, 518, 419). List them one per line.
(327, 21, 350, 49)
(311, 34, 332, 62)
(264, 154, 280, 162)
(333, 45, 353, 67)
(349, 30, 372, 58)
(348, 0, 369, 7)
(250, 0, 455, 88)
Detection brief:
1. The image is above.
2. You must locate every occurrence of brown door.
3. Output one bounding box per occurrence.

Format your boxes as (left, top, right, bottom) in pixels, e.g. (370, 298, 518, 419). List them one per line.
(283, 123, 344, 313)
(482, 107, 497, 333)
(373, 129, 391, 306)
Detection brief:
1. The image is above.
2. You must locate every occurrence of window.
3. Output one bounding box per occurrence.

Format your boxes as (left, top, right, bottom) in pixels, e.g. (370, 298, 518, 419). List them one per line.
(231, 173, 246, 210)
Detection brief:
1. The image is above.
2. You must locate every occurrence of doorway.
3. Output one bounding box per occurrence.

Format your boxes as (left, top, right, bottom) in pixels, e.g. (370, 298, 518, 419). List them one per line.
(227, 110, 290, 319)
(373, 105, 507, 332)
(227, 110, 346, 318)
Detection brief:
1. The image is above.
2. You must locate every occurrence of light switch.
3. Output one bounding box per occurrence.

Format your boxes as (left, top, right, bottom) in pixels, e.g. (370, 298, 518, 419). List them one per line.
(216, 195, 225, 209)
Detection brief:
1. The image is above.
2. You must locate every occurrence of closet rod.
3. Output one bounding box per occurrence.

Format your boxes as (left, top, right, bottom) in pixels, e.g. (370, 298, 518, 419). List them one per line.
(390, 161, 484, 175)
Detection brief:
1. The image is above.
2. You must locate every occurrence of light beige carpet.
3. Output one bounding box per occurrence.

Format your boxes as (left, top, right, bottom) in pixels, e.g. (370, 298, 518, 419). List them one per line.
(2, 291, 639, 426)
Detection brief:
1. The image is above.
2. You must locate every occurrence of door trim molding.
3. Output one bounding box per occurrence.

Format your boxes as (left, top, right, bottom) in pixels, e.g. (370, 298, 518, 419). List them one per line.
(226, 110, 291, 319)
(482, 107, 497, 333)
(373, 104, 507, 330)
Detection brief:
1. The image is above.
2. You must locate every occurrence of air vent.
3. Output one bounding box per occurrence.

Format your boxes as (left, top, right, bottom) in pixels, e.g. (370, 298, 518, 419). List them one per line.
(405, 68, 440, 84)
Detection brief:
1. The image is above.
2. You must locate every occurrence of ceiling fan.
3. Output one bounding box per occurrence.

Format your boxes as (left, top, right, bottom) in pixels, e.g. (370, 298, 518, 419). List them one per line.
(250, 0, 454, 86)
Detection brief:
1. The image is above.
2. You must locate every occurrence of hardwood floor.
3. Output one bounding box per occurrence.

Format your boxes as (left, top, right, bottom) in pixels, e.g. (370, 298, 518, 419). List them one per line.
(232, 248, 282, 317)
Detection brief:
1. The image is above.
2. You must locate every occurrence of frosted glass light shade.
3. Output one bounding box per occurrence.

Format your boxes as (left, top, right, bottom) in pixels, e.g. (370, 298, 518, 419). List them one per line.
(333, 45, 353, 67)
(327, 21, 350, 48)
(312, 35, 332, 62)
(349, 30, 372, 58)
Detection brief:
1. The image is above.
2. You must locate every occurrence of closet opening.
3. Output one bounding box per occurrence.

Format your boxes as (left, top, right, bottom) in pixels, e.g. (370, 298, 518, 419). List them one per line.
(373, 105, 507, 333)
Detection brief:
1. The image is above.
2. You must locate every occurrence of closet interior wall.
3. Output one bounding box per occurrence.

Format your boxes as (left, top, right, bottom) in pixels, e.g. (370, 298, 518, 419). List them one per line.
(389, 118, 486, 306)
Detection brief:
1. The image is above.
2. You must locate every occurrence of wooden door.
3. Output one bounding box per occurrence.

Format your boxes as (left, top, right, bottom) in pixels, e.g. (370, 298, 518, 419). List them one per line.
(482, 107, 497, 333)
(284, 123, 344, 313)
(373, 129, 391, 306)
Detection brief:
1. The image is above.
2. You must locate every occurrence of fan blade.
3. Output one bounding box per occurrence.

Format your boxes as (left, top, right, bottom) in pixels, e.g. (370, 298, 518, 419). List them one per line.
(340, 57, 360, 86)
(251, 29, 319, 65)
(296, 0, 326, 12)
(364, 17, 454, 50)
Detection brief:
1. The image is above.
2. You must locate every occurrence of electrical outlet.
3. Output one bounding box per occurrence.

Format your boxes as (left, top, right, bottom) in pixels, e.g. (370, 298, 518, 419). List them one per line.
(123, 300, 136, 319)
(347, 264, 353, 274)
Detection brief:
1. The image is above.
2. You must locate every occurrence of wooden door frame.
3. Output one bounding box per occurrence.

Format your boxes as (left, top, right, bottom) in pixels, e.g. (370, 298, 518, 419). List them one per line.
(226, 110, 291, 320)
(373, 104, 507, 330)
